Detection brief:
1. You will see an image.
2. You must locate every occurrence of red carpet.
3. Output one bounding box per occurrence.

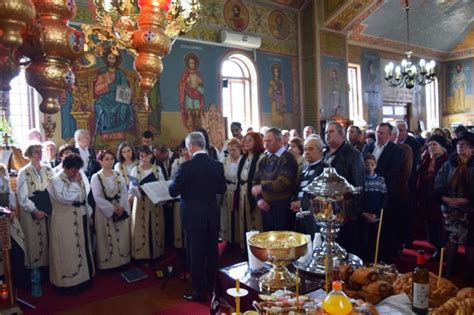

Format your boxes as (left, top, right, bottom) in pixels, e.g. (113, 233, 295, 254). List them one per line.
(18, 243, 228, 314)
(20, 263, 161, 315)
(395, 240, 465, 274)
(154, 301, 209, 315)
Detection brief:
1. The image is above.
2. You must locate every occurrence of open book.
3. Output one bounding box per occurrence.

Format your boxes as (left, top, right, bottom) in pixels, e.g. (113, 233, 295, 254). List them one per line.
(141, 180, 179, 204)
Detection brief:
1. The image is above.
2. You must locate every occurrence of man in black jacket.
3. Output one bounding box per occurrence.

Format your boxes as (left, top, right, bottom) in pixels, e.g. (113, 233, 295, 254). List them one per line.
(395, 120, 422, 248)
(323, 121, 364, 255)
(169, 132, 226, 302)
(362, 122, 404, 260)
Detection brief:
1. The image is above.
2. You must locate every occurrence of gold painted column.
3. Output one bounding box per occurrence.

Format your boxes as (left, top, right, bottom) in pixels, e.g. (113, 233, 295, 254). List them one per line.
(71, 112, 93, 130)
(135, 110, 151, 138)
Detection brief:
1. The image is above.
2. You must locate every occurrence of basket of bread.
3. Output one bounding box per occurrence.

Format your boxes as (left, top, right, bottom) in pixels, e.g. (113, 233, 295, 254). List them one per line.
(338, 264, 396, 305)
(430, 287, 474, 314)
(392, 271, 458, 308)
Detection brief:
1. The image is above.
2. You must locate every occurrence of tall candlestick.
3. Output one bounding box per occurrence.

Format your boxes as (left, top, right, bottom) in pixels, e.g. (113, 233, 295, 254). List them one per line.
(437, 247, 445, 288)
(374, 208, 384, 269)
(296, 269, 299, 306)
(236, 278, 240, 315)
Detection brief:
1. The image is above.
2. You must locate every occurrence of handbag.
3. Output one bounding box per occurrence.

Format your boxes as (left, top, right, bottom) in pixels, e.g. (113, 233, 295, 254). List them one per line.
(112, 211, 129, 222)
(29, 189, 53, 219)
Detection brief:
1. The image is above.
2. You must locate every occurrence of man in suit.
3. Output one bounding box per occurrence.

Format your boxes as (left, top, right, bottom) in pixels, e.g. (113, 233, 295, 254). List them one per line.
(169, 132, 226, 302)
(395, 120, 422, 248)
(392, 126, 413, 253)
(74, 129, 100, 180)
(362, 122, 404, 261)
(347, 125, 365, 152)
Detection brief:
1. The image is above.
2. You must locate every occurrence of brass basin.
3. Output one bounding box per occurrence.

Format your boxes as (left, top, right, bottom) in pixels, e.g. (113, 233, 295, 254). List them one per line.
(248, 231, 309, 291)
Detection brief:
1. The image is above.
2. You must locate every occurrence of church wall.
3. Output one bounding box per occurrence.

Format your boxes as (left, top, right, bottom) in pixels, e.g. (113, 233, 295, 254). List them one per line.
(443, 58, 474, 127)
(348, 44, 428, 131)
(318, 30, 349, 122)
(46, 0, 301, 149)
(159, 39, 296, 147)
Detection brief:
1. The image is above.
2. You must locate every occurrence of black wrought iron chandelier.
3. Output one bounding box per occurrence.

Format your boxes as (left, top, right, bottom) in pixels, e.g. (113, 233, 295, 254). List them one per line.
(384, 0, 436, 89)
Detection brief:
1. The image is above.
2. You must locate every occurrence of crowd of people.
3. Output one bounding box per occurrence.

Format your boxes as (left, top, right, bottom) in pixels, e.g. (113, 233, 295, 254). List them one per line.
(0, 120, 473, 301)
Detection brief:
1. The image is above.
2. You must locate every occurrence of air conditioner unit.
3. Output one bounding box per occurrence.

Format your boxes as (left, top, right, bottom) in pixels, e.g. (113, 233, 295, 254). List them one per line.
(220, 30, 261, 49)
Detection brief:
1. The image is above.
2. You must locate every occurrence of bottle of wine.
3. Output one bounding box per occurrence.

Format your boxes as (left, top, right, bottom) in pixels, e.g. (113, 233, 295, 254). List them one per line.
(412, 250, 429, 314)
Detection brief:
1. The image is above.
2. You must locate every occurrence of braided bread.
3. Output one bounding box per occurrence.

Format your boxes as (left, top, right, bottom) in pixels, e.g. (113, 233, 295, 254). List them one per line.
(393, 272, 458, 308)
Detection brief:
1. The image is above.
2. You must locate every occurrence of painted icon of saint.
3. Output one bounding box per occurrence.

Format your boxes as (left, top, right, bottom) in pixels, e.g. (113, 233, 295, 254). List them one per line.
(178, 53, 205, 131)
(268, 64, 286, 126)
(224, 1, 249, 32)
(93, 47, 134, 136)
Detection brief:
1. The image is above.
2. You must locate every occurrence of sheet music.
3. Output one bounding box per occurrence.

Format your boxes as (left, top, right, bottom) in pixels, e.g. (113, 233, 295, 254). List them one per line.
(141, 180, 178, 204)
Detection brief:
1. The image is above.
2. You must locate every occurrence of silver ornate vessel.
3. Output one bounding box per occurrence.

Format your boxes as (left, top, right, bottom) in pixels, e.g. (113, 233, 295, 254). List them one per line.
(295, 167, 363, 274)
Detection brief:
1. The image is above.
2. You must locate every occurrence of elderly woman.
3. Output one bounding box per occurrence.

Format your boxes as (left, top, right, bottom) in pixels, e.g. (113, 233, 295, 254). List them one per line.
(435, 132, 474, 282)
(91, 150, 130, 270)
(48, 154, 95, 291)
(17, 141, 54, 270)
(290, 135, 328, 236)
(236, 132, 265, 250)
(416, 135, 449, 260)
(220, 138, 242, 242)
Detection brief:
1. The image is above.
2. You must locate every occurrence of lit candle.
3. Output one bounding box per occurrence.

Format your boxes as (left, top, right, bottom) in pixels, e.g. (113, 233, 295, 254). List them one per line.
(430, 60, 436, 74)
(236, 278, 240, 315)
(388, 62, 394, 75)
(384, 65, 390, 78)
(419, 59, 426, 73)
(395, 66, 401, 79)
(324, 256, 329, 293)
(401, 59, 407, 72)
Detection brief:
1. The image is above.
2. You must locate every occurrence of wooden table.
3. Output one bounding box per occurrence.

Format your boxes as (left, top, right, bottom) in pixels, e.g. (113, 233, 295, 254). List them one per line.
(214, 262, 323, 312)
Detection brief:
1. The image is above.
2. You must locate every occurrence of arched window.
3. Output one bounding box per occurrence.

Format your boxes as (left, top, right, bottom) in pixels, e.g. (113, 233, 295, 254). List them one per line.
(4, 68, 40, 147)
(220, 52, 260, 134)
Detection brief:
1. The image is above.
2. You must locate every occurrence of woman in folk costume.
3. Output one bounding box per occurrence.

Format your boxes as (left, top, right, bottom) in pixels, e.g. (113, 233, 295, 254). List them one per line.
(17, 142, 53, 269)
(129, 145, 166, 260)
(236, 132, 265, 250)
(91, 150, 130, 270)
(0, 163, 29, 289)
(220, 138, 242, 242)
(114, 142, 138, 188)
(169, 140, 189, 248)
(48, 154, 95, 290)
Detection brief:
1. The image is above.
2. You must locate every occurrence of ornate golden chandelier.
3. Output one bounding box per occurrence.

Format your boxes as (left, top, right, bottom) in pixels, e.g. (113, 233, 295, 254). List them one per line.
(0, 0, 200, 115)
(83, 0, 200, 106)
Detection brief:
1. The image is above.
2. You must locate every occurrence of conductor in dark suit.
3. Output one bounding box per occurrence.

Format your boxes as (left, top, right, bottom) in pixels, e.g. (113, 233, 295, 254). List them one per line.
(169, 132, 226, 302)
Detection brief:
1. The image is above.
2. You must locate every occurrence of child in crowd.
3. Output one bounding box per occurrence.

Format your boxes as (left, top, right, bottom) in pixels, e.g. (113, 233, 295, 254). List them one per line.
(360, 153, 388, 261)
